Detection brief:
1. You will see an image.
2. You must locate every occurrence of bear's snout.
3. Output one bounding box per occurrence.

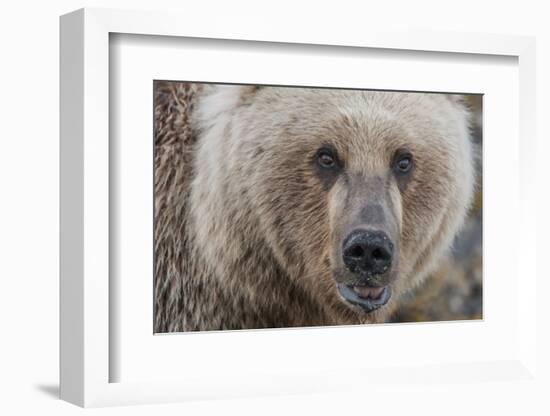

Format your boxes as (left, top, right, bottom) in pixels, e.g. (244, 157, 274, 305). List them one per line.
(342, 229, 394, 282)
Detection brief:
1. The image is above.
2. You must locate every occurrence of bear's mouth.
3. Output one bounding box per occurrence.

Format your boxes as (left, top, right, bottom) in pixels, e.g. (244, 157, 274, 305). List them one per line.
(337, 284, 392, 313)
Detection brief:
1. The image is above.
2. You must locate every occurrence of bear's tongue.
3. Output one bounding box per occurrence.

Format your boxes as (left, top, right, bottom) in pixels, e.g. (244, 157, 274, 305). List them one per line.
(352, 286, 385, 300)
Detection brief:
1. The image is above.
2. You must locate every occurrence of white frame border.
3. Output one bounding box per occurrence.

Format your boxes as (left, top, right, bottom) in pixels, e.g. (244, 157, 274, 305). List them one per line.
(60, 7, 537, 407)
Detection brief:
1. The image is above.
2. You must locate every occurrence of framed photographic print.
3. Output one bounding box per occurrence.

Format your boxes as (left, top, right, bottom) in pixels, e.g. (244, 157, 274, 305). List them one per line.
(60, 8, 539, 408)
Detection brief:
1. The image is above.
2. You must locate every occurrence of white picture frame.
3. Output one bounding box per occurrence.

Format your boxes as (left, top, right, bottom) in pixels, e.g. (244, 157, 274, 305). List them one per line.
(60, 7, 538, 408)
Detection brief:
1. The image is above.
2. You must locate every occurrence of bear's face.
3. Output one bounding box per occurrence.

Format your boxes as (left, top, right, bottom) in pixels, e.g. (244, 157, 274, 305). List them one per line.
(192, 86, 474, 322)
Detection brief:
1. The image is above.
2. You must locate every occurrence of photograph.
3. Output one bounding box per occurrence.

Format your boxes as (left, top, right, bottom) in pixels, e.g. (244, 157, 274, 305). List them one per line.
(153, 81, 483, 333)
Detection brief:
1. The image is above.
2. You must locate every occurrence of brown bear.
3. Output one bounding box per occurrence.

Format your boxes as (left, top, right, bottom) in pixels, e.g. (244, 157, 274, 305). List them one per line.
(154, 82, 475, 332)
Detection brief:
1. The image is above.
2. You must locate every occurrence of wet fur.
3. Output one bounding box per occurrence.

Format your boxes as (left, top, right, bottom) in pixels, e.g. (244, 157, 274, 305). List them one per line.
(154, 83, 474, 332)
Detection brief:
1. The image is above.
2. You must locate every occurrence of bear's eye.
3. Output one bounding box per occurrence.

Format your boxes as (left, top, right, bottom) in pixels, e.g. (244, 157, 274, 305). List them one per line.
(393, 152, 413, 174)
(317, 149, 337, 169)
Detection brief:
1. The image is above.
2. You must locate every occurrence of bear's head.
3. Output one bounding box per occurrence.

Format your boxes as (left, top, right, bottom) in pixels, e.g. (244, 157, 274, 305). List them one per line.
(190, 85, 475, 323)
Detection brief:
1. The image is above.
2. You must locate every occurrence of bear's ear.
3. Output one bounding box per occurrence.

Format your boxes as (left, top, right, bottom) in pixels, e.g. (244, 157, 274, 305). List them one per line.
(445, 94, 467, 107)
(194, 84, 260, 131)
(444, 93, 474, 126)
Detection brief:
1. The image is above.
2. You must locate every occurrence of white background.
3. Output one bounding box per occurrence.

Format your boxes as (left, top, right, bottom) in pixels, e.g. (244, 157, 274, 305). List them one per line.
(1, 0, 549, 415)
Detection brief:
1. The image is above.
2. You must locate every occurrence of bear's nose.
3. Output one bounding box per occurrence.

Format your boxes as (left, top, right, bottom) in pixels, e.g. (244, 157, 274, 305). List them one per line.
(342, 230, 393, 277)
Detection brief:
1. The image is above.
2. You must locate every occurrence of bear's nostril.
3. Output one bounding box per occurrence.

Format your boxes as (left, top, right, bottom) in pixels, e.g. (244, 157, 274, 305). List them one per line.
(371, 248, 388, 261)
(348, 245, 365, 258)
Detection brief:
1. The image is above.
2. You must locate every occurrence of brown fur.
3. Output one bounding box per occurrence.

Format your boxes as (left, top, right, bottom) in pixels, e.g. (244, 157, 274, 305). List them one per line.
(154, 83, 475, 332)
